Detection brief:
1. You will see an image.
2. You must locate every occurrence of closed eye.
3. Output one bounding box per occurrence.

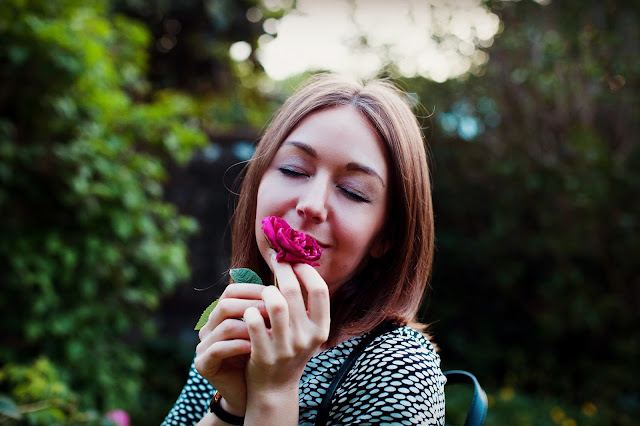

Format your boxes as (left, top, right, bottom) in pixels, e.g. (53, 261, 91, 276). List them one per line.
(339, 187, 370, 203)
(279, 167, 307, 178)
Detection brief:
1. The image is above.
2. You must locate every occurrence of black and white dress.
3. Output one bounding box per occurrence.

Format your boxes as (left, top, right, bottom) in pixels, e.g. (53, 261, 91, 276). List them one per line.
(162, 326, 446, 425)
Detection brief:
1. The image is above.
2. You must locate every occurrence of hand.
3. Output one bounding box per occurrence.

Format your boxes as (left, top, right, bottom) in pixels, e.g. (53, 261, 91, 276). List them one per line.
(243, 250, 331, 393)
(194, 283, 268, 415)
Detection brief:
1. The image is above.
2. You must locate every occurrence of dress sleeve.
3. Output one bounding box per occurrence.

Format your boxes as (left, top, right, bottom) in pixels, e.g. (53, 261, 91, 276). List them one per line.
(327, 328, 446, 425)
(161, 358, 215, 426)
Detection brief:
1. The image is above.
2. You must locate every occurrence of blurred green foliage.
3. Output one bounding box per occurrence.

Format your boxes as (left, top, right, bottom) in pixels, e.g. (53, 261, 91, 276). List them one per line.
(112, 0, 286, 132)
(445, 384, 607, 426)
(0, 0, 207, 420)
(0, 358, 107, 424)
(404, 0, 639, 424)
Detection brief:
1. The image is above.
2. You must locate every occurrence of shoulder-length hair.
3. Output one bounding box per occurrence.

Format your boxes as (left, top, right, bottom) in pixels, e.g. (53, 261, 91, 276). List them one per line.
(230, 73, 434, 344)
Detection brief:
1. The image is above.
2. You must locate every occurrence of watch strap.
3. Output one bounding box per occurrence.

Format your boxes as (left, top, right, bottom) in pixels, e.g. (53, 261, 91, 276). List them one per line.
(209, 391, 244, 425)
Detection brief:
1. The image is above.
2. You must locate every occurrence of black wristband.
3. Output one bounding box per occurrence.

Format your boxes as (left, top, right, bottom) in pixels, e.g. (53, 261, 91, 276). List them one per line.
(209, 391, 244, 425)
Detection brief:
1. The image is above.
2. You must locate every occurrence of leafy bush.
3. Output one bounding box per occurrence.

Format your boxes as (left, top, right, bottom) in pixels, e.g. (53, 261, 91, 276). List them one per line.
(0, 0, 206, 414)
(403, 1, 639, 423)
(446, 384, 607, 426)
(0, 358, 106, 425)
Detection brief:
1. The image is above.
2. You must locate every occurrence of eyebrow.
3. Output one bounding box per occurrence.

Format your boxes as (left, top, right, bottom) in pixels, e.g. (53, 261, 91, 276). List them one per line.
(284, 140, 317, 157)
(283, 140, 385, 187)
(346, 162, 385, 187)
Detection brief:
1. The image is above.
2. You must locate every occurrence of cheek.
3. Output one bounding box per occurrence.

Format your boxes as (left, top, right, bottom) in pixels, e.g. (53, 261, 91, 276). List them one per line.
(335, 214, 383, 263)
(322, 221, 379, 289)
(254, 182, 272, 262)
(255, 177, 278, 225)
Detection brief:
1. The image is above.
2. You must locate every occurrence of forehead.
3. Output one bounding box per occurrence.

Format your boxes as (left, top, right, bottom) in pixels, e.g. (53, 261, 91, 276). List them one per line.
(281, 106, 388, 172)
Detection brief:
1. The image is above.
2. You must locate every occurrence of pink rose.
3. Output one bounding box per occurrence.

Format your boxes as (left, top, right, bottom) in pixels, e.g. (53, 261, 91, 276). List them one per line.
(261, 216, 322, 266)
(106, 409, 130, 426)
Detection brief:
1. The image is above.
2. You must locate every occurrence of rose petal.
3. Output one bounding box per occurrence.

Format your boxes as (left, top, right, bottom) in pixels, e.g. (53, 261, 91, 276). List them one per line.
(260, 216, 322, 266)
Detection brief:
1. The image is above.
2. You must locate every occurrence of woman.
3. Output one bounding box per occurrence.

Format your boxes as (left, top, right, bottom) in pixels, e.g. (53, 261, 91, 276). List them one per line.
(163, 74, 445, 425)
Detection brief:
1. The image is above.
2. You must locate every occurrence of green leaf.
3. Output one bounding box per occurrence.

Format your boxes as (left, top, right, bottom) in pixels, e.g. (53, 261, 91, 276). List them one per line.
(229, 268, 263, 285)
(0, 395, 22, 420)
(194, 299, 218, 331)
(194, 269, 263, 330)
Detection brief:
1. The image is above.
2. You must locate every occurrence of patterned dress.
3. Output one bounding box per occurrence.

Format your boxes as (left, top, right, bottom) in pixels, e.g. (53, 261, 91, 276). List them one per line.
(162, 326, 446, 425)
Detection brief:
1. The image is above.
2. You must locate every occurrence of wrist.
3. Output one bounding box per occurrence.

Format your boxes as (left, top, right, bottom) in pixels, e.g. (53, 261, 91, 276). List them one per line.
(245, 386, 300, 425)
(248, 385, 298, 412)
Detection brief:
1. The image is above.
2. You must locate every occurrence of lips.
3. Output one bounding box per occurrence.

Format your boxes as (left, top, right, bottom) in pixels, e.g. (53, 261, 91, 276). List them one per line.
(280, 219, 330, 248)
(306, 235, 330, 248)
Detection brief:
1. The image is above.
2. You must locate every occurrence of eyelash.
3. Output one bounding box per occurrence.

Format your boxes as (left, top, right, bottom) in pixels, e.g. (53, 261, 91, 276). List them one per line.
(339, 188, 369, 203)
(279, 167, 306, 178)
(278, 167, 370, 203)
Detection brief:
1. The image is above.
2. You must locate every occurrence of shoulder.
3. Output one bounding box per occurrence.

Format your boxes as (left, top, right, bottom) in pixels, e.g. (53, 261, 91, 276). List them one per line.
(330, 325, 446, 424)
(353, 325, 444, 387)
(368, 325, 440, 359)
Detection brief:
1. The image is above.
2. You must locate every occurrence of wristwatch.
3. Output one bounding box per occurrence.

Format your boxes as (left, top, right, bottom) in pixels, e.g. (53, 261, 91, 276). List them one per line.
(209, 391, 244, 425)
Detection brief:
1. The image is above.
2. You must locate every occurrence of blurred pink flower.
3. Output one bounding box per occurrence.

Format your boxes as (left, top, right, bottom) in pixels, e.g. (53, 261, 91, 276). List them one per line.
(106, 409, 130, 426)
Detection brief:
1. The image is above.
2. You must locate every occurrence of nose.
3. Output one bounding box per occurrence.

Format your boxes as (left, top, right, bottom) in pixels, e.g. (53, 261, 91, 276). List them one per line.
(296, 180, 329, 223)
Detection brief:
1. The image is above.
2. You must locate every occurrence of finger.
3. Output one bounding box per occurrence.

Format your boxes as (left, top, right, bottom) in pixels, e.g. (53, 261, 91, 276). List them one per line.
(206, 340, 252, 359)
(198, 283, 267, 336)
(194, 340, 252, 378)
(292, 263, 330, 328)
(243, 306, 272, 362)
(220, 283, 268, 300)
(268, 250, 307, 319)
(199, 297, 267, 337)
(198, 318, 249, 348)
(261, 285, 290, 344)
(202, 297, 266, 332)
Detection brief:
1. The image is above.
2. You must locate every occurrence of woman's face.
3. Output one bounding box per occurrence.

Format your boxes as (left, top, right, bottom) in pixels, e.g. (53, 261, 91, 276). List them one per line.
(255, 105, 390, 291)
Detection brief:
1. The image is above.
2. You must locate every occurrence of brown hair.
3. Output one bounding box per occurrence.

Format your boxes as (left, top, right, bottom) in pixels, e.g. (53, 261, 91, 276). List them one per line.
(230, 73, 434, 344)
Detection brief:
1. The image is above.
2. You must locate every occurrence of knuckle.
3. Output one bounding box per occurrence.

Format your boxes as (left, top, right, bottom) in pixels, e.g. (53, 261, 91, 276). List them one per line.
(292, 340, 307, 352)
(260, 355, 276, 367)
(193, 356, 204, 373)
(218, 318, 234, 333)
(280, 287, 298, 299)
(220, 283, 238, 299)
(308, 286, 329, 300)
(275, 344, 295, 360)
(312, 332, 328, 346)
(216, 298, 233, 316)
(310, 326, 329, 345)
(269, 300, 288, 316)
(206, 344, 222, 359)
(219, 287, 230, 299)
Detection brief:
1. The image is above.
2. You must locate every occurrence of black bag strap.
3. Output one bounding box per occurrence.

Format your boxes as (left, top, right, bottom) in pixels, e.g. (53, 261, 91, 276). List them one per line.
(443, 370, 488, 426)
(314, 321, 399, 426)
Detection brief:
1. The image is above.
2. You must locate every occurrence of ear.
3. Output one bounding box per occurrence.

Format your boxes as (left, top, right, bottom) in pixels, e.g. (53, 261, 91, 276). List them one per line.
(369, 232, 391, 258)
